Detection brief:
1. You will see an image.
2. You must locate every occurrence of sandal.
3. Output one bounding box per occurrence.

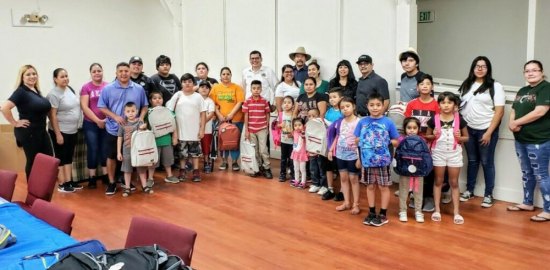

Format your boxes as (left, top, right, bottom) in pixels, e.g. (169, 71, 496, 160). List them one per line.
(454, 214, 464, 225)
(336, 203, 350, 212)
(530, 214, 550, 222)
(350, 203, 361, 215)
(142, 186, 154, 194)
(122, 188, 131, 197)
(507, 204, 535, 211)
(431, 212, 441, 222)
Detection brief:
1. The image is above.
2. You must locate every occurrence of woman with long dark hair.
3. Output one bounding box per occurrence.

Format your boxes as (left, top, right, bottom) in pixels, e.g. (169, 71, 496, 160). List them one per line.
(328, 60, 357, 99)
(275, 64, 300, 112)
(458, 56, 505, 207)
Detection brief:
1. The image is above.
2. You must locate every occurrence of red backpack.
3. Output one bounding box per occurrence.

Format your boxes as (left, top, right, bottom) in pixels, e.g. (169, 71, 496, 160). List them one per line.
(218, 122, 240, 151)
(271, 112, 283, 148)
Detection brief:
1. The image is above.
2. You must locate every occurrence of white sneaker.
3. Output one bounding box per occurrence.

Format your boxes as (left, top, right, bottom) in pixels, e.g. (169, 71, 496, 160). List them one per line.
(399, 211, 408, 222)
(308, 185, 320, 193)
(317, 186, 328, 195)
(442, 192, 452, 204)
(415, 211, 425, 223)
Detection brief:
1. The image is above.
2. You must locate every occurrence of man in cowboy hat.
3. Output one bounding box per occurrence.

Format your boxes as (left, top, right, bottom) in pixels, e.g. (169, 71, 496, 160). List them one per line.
(289, 46, 311, 84)
(398, 48, 425, 102)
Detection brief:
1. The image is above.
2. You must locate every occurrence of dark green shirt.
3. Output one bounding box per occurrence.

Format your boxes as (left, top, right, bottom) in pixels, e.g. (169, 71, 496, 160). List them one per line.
(512, 80, 550, 144)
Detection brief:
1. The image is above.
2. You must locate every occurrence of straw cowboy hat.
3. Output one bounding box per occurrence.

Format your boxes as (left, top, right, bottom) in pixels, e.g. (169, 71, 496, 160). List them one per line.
(289, 46, 311, 61)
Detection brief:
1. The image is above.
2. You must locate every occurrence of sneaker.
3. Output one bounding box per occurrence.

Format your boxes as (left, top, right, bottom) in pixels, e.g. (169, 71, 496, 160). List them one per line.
(334, 192, 345, 201)
(219, 162, 228, 170)
(105, 183, 117, 195)
(204, 163, 212, 174)
(371, 214, 389, 227)
(88, 177, 97, 189)
(178, 171, 187, 182)
(363, 213, 376, 226)
(232, 162, 240, 171)
(290, 179, 299, 187)
(422, 197, 435, 212)
(322, 189, 335, 200)
(308, 185, 320, 193)
(264, 169, 273, 179)
(481, 195, 494, 208)
(121, 183, 137, 191)
(122, 188, 130, 197)
(70, 181, 83, 190)
(415, 211, 425, 223)
(278, 174, 286, 182)
(297, 182, 306, 189)
(164, 176, 179, 184)
(146, 178, 155, 188)
(317, 186, 329, 195)
(460, 191, 473, 202)
(399, 211, 408, 222)
(442, 192, 452, 204)
(58, 182, 76, 193)
(192, 170, 201, 182)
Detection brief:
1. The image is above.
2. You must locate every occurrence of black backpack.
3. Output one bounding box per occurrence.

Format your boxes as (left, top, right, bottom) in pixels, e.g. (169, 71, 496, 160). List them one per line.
(49, 245, 191, 270)
(393, 135, 432, 177)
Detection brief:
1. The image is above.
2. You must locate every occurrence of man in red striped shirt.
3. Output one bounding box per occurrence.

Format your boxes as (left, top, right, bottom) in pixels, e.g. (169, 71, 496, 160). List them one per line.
(243, 80, 273, 179)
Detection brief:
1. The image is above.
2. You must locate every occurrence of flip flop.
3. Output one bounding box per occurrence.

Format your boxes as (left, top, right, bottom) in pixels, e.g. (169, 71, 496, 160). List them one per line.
(507, 205, 535, 211)
(454, 214, 464, 225)
(431, 212, 441, 222)
(530, 215, 550, 222)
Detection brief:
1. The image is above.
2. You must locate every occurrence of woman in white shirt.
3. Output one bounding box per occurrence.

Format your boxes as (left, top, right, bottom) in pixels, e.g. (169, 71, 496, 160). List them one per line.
(275, 64, 300, 112)
(457, 56, 505, 208)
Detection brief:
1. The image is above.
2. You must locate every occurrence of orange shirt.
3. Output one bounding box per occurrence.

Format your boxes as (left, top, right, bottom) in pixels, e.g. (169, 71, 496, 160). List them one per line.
(209, 82, 245, 122)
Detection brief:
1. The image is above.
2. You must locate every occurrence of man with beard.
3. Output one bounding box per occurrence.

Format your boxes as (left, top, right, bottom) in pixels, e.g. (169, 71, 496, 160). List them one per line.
(129, 56, 157, 98)
(289, 46, 311, 84)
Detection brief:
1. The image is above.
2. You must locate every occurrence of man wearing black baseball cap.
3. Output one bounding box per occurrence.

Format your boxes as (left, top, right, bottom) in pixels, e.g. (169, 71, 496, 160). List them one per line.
(355, 54, 390, 116)
(129, 56, 156, 98)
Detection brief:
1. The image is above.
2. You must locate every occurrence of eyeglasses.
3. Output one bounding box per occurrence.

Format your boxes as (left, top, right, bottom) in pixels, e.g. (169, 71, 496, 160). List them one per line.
(523, 69, 542, 74)
(475, 65, 487, 70)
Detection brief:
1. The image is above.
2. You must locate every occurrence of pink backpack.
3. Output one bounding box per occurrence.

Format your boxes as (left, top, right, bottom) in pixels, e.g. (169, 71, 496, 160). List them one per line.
(271, 112, 283, 148)
(432, 112, 460, 150)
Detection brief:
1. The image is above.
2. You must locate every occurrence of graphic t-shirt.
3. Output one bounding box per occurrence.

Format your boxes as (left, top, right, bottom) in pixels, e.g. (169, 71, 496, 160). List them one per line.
(325, 107, 343, 125)
(335, 117, 360, 160)
(512, 80, 550, 144)
(150, 73, 182, 103)
(280, 112, 294, 145)
(404, 98, 440, 135)
(81, 81, 107, 121)
(118, 120, 143, 156)
(209, 82, 245, 122)
(296, 92, 329, 120)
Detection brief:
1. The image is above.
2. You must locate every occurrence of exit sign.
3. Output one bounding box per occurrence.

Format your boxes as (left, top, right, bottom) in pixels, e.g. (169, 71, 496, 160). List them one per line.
(418, 10, 434, 23)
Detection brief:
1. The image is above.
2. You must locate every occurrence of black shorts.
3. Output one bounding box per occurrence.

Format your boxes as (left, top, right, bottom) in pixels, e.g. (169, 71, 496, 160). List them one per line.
(49, 130, 77, 165)
(105, 133, 118, 160)
(336, 158, 360, 174)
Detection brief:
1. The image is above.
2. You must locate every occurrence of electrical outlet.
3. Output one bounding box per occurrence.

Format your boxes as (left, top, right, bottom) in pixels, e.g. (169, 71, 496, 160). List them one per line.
(11, 9, 53, 28)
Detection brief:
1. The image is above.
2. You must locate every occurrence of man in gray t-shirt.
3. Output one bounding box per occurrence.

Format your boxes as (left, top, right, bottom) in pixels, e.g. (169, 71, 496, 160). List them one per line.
(398, 49, 425, 103)
(355, 55, 390, 116)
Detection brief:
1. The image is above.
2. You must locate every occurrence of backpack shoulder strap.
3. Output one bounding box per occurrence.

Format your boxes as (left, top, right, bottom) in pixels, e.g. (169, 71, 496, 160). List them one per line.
(431, 114, 441, 150)
(452, 111, 460, 150)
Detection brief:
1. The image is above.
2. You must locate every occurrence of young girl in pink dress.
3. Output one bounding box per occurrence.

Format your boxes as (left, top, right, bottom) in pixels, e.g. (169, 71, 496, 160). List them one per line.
(290, 118, 308, 189)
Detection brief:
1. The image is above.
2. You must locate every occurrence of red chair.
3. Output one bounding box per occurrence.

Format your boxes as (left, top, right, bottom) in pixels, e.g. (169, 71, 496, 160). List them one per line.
(29, 199, 75, 235)
(0, 169, 17, 201)
(125, 216, 198, 266)
(14, 153, 60, 211)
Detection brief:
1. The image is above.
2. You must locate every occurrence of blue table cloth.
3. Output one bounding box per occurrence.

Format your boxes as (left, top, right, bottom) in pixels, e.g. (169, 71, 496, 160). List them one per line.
(0, 203, 77, 269)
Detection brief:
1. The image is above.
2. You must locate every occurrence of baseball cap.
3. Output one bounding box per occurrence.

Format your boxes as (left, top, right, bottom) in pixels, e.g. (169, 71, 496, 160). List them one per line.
(129, 56, 143, 64)
(198, 81, 211, 89)
(356, 55, 372, 64)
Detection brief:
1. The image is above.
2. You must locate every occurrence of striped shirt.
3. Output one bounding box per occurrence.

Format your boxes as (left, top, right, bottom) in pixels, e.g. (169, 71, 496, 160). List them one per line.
(242, 96, 271, 133)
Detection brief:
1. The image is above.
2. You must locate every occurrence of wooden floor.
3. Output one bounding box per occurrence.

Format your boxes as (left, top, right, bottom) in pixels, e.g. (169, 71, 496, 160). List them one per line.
(11, 160, 550, 270)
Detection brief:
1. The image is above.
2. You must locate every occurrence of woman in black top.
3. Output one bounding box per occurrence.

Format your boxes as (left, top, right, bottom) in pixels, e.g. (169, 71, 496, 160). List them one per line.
(328, 60, 358, 99)
(1, 65, 53, 179)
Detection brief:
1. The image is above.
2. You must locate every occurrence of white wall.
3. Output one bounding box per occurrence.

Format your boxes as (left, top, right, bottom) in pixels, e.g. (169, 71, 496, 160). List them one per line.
(535, 0, 550, 65)
(0, 0, 179, 117)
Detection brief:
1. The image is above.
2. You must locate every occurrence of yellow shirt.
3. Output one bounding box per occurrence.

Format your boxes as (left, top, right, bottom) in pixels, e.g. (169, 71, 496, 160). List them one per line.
(209, 82, 245, 122)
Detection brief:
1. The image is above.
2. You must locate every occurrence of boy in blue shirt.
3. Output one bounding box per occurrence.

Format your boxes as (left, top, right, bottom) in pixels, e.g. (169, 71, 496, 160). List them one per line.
(354, 93, 399, 227)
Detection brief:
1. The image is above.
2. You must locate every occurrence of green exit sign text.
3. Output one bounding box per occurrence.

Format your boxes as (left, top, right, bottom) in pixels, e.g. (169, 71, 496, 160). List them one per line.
(418, 10, 434, 23)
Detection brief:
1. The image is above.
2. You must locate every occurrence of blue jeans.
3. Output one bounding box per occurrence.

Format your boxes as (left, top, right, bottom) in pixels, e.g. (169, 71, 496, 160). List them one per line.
(464, 127, 499, 196)
(83, 120, 108, 169)
(309, 155, 327, 187)
(515, 140, 550, 213)
(222, 122, 243, 161)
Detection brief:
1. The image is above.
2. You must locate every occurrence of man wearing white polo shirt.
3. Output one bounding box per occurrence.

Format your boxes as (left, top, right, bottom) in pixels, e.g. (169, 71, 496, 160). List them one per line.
(242, 50, 278, 108)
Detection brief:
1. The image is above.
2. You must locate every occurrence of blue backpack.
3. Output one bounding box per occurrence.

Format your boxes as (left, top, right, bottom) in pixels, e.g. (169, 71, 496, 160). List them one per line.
(393, 135, 433, 177)
(358, 120, 391, 167)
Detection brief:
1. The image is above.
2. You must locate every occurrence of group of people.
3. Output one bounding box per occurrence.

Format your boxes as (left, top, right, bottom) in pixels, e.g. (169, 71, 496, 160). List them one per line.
(1, 46, 549, 223)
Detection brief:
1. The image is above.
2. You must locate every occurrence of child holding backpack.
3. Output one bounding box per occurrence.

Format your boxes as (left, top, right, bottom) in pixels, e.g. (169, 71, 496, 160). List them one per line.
(426, 91, 469, 224)
(117, 102, 153, 197)
(276, 96, 295, 181)
(395, 117, 432, 223)
(327, 97, 361, 214)
(354, 93, 400, 227)
(290, 117, 308, 189)
(145, 91, 179, 186)
(305, 108, 328, 194)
